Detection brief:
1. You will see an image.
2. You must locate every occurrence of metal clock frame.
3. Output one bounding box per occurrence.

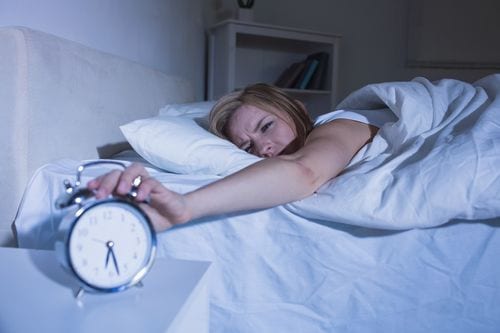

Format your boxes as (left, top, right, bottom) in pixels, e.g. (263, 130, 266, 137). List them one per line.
(55, 160, 157, 297)
(64, 198, 157, 294)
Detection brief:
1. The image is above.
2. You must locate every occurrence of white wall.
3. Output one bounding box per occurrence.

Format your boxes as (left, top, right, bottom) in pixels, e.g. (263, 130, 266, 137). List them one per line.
(0, 0, 209, 99)
(0, 0, 215, 246)
(1, 0, 496, 106)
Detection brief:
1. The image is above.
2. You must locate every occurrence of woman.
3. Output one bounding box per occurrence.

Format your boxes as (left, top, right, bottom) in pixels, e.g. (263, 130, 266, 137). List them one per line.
(88, 83, 384, 232)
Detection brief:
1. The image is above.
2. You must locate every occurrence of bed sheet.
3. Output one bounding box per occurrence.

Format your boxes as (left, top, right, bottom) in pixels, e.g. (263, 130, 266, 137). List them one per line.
(14, 159, 500, 333)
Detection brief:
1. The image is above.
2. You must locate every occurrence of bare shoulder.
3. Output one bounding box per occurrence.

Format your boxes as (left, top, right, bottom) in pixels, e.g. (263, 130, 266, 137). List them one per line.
(308, 119, 378, 143)
(299, 119, 378, 158)
(279, 119, 378, 183)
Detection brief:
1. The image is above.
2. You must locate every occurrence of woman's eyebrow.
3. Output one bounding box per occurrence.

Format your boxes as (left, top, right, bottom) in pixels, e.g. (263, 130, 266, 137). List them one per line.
(252, 117, 267, 133)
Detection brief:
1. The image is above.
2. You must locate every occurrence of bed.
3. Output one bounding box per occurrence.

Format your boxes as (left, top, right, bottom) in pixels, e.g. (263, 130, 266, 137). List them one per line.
(6, 27, 500, 332)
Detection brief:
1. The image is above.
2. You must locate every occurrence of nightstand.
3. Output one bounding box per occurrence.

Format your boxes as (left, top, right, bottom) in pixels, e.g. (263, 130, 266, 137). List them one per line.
(0, 247, 210, 332)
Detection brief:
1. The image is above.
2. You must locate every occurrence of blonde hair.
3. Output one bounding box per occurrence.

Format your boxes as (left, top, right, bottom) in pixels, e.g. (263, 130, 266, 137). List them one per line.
(209, 83, 313, 149)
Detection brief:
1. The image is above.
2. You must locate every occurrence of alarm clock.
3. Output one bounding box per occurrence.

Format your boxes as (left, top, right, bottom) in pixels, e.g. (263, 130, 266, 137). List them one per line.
(54, 161, 157, 298)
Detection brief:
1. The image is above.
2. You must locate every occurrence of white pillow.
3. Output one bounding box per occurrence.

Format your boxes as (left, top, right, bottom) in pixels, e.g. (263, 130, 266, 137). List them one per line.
(159, 100, 215, 118)
(158, 100, 216, 130)
(120, 115, 261, 176)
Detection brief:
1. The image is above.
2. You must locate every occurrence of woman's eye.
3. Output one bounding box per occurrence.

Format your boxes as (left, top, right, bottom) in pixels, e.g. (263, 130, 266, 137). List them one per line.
(244, 143, 253, 153)
(261, 121, 272, 133)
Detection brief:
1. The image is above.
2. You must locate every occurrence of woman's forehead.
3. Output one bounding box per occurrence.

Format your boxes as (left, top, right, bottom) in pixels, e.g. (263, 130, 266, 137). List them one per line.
(229, 105, 267, 130)
(235, 103, 289, 121)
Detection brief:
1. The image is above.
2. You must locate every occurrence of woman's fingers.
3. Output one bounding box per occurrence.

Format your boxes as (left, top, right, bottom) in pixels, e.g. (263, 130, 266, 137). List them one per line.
(86, 163, 150, 199)
(132, 176, 161, 202)
(116, 163, 149, 196)
(85, 162, 190, 232)
(86, 176, 103, 191)
(93, 170, 122, 199)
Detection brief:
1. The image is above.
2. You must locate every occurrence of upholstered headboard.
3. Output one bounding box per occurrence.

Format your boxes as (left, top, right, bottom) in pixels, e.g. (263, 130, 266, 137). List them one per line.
(0, 26, 194, 244)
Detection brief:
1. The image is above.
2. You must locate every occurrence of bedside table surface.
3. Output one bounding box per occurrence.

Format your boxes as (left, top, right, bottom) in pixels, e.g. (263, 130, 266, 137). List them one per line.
(0, 247, 210, 333)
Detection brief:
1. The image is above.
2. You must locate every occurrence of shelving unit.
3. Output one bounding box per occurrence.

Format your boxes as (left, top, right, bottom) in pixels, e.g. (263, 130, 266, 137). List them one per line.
(207, 20, 341, 118)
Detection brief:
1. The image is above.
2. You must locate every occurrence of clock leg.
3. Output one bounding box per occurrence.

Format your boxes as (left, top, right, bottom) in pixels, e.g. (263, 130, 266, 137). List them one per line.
(75, 287, 85, 299)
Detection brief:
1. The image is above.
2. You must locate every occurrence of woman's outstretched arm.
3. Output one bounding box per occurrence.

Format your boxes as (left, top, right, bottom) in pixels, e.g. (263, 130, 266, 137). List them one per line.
(186, 119, 376, 217)
(88, 119, 377, 231)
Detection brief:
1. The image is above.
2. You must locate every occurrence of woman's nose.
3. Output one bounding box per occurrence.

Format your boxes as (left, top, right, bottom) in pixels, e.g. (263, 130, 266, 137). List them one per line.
(256, 141, 273, 157)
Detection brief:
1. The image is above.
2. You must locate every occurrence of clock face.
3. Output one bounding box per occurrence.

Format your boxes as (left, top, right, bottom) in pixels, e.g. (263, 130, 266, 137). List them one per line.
(67, 200, 155, 290)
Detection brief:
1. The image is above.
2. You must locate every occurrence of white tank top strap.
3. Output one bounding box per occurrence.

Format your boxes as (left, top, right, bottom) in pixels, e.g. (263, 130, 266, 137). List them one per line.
(314, 108, 397, 128)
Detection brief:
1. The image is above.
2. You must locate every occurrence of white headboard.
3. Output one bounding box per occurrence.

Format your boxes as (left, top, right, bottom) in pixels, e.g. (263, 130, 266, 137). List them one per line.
(0, 26, 194, 244)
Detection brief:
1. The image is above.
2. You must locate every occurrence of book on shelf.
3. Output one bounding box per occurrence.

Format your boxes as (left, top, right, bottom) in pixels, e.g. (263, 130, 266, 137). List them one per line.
(294, 56, 319, 89)
(274, 61, 306, 88)
(306, 52, 329, 90)
(274, 51, 329, 90)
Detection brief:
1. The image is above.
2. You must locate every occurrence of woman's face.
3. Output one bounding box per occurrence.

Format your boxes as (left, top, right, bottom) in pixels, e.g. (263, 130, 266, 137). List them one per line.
(226, 104, 297, 157)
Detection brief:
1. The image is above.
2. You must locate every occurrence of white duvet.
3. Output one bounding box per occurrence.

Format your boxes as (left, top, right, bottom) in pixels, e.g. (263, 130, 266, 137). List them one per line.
(14, 75, 500, 332)
(288, 74, 500, 229)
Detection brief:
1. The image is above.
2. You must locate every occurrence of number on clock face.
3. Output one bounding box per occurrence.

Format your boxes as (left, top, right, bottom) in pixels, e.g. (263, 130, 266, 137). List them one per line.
(68, 202, 153, 289)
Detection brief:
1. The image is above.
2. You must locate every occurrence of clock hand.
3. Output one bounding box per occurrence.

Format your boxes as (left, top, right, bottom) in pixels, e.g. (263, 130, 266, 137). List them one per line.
(105, 247, 111, 268)
(93, 237, 106, 244)
(106, 241, 120, 275)
(110, 247, 120, 275)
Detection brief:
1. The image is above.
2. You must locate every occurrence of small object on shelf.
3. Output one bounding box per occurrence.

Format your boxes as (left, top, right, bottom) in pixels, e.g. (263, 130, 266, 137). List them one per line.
(307, 52, 329, 90)
(294, 56, 320, 89)
(237, 0, 254, 8)
(236, 0, 254, 20)
(276, 51, 329, 90)
(237, 8, 254, 21)
(274, 61, 306, 88)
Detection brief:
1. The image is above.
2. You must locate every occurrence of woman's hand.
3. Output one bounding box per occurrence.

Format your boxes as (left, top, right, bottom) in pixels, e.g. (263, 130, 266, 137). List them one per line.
(87, 163, 191, 232)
